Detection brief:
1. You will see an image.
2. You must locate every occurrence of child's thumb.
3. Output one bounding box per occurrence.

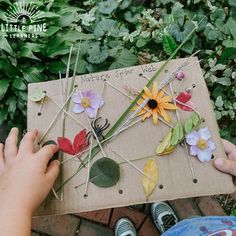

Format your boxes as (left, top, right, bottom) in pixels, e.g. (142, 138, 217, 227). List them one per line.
(46, 160, 60, 184)
(214, 158, 236, 177)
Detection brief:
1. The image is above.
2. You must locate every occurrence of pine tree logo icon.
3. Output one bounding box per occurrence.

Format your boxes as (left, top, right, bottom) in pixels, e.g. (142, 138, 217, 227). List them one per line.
(5, 1, 43, 24)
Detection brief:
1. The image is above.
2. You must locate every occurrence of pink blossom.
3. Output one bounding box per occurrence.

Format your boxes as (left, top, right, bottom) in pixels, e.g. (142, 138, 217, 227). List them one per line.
(72, 90, 104, 118)
(186, 127, 216, 163)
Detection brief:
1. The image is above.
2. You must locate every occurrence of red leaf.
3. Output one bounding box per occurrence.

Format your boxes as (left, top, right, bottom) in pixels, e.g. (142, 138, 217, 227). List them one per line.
(177, 101, 195, 111)
(176, 92, 192, 103)
(73, 129, 88, 154)
(57, 137, 75, 155)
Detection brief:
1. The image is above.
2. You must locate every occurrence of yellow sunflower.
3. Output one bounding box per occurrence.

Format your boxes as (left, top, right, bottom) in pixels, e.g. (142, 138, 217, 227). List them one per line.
(134, 82, 177, 125)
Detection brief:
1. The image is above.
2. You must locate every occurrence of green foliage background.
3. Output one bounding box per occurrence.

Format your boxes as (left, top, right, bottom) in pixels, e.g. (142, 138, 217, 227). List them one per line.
(0, 0, 235, 143)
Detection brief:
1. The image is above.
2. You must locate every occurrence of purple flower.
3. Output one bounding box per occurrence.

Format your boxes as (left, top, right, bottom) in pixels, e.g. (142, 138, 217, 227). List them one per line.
(72, 90, 104, 118)
(175, 70, 185, 81)
(186, 127, 216, 163)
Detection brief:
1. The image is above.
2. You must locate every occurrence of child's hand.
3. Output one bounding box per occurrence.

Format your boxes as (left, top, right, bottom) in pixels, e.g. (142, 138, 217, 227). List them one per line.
(214, 139, 236, 178)
(0, 128, 60, 216)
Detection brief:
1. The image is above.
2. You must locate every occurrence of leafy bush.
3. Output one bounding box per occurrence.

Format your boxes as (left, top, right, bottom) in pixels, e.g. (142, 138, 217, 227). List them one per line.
(0, 0, 235, 143)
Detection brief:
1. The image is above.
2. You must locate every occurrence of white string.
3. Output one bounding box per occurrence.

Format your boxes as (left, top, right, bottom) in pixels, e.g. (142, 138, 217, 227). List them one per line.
(83, 139, 93, 195)
(106, 144, 156, 182)
(39, 89, 76, 144)
(48, 97, 87, 129)
(169, 82, 196, 180)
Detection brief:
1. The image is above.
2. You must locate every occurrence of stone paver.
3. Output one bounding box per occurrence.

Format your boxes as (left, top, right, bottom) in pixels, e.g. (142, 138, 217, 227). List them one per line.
(74, 208, 112, 225)
(138, 217, 160, 236)
(32, 215, 80, 236)
(196, 196, 226, 216)
(77, 219, 113, 236)
(110, 207, 147, 229)
(169, 198, 202, 219)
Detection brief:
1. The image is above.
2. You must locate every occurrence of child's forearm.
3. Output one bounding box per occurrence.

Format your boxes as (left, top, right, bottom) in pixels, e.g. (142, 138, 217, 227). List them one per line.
(0, 206, 31, 236)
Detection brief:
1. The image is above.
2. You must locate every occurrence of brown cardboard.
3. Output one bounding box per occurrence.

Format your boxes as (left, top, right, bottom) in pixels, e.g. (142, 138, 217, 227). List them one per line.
(27, 57, 235, 216)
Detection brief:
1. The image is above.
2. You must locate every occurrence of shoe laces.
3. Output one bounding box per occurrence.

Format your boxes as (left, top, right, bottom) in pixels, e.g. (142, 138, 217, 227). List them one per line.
(161, 214, 177, 231)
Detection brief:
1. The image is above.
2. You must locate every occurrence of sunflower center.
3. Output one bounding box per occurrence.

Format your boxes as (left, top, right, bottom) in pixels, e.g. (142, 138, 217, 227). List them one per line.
(197, 139, 207, 150)
(81, 97, 90, 108)
(148, 99, 158, 109)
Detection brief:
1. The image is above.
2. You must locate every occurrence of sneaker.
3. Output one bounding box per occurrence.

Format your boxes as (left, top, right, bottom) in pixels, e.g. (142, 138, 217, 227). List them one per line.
(151, 202, 179, 233)
(114, 218, 137, 236)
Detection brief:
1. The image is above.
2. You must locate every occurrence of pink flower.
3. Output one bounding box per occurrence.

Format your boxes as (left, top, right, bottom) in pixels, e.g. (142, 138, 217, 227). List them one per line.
(72, 90, 104, 118)
(186, 127, 216, 163)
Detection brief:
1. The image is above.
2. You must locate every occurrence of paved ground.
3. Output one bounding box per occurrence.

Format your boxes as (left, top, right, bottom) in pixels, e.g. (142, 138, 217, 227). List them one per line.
(32, 195, 230, 236)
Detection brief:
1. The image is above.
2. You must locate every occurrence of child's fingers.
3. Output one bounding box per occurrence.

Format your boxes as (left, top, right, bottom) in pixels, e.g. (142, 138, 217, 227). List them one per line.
(0, 143, 5, 170)
(35, 144, 59, 164)
(4, 128, 18, 164)
(46, 160, 60, 184)
(18, 129, 38, 155)
(222, 139, 236, 159)
(214, 158, 236, 177)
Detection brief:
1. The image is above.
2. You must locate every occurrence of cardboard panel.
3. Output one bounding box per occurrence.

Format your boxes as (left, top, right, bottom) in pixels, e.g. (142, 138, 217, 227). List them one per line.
(27, 57, 235, 216)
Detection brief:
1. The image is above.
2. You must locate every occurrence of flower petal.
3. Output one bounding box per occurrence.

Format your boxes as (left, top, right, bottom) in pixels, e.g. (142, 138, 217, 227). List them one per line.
(158, 106, 171, 122)
(72, 91, 83, 103)
(144, 86, 152, 98)
(186, 131, 199, 145)
(199, 127, 211, 140)
(159, 96, 173, 103)
(190, 145, 198, 156)
(153, 109, 158, 125)
(57, 137, 75, 155)
(152, 82, 158, 98)
(156, 90, 165, 100)
(142, 111, 152, 121)
(161, 102, 177, 110)
(85, 107, 97, 119)
(73, 104, 84, 113)
(197, 148, 212, 163)
(207, 140, 216, 151)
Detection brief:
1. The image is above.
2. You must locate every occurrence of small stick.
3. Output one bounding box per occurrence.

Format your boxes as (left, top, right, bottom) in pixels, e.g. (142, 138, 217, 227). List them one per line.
(106, 144, 156, 182)
(39, 89, 76, 144)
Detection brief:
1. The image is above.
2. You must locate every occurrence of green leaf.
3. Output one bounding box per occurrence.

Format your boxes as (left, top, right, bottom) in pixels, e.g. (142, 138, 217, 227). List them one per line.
(223, 39, 236, 48)
(0, 36, 14, 56)
(98, 0, 118, 14)
(0, 79, 9, 100)
(29, 89, 46, 102)
(215, 96, 224, 107)
(229, 0, 236, 7)
(191, 112, 199, 126)
(184, 118, 193, 134)
(0, 107, 8, 125)
(7, 97, 17, 115)
(12, 78, 27, 91)
(156, 131, 172, 154)
(180, 35, 195, 54)
(179, 123, 184, 140)
(90, 157, 120, 188)
(172, 7, 185, 26)
(210, 9, 225, 22)
(162, 34, 177, 56)
(136, 37, 149, 48)
(87, 43, 109, 64)
(94, 19, 117, 38)
(109, 49, 138, 69)
(171, 123, 180, 146)
(169, 20, 195, 42)
(219, 48, 236, 63)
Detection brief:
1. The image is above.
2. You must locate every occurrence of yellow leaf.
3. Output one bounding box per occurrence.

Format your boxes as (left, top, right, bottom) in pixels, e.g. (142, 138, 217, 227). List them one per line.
(141, 159, 158, 201)
(158, 146, 176, 156)
(156, 131, 172, 154)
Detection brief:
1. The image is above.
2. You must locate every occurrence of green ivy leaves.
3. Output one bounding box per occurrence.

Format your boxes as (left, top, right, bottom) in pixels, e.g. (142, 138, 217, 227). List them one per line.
(0, 79, 9, 100)
(156, 113, 203, 155)
(90, 157, 120, 188)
